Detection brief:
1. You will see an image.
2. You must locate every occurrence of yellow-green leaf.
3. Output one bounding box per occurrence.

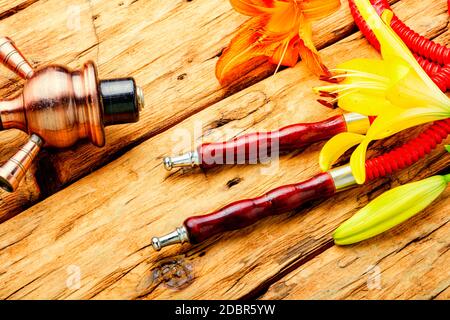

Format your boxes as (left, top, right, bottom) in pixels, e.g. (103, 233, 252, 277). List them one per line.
(334, 175, 448, 245)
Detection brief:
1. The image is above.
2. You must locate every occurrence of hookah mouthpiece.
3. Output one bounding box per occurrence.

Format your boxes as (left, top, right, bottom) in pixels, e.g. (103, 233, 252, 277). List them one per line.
(152, 226, 190, 251)
(162, 113, 370, 171)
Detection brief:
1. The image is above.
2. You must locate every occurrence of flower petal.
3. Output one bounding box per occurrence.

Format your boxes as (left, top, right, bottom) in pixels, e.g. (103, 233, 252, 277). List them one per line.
(300, 0, 341, 20)
(319, 132, 365, 171)
(353, 1, 449, 109)
(337, 91, 396, 116)
(349, 107, 449, 184)
(350, 138, 369, 184)
(216, 16, 274, 84)
(334, 175, 447, 245)
(365, 108, 450, 141)
(387, 65, 450, 111)
(230, 0, 289, 16)
(270, 36, 300, 67)
(298, 16, 329, 76)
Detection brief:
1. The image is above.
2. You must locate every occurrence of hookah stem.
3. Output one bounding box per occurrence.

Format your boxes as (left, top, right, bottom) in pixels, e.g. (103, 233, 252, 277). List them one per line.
(348, 0, 450, 91)
(198, 115, 347, 169)
(153, 119, 450, 249)
(186, 172, 336, 243)
(164, 113, 370, 170)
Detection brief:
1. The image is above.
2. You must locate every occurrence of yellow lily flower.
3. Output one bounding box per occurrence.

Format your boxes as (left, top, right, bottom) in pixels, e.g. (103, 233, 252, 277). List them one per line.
(334, 173, 449, 245)
(314, 0, 450, 184)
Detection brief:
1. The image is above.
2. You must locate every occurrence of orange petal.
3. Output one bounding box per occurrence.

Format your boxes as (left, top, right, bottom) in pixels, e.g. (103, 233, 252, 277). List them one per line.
(264, 1, 300, 36)
(298, 16, 330, 76)
(300, 0, 341, 20)
(270, 35, 300, 67)
(230, 0, 289, 16)
(216, 16, 276, 85)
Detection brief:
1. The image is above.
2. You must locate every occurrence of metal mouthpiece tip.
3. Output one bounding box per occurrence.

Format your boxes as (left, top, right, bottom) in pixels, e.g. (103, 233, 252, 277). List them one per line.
(151, 226, 190, 252)
(163, 157, 173, 171)
(162, 152, 200, 171)
(152, 237, 162, 251)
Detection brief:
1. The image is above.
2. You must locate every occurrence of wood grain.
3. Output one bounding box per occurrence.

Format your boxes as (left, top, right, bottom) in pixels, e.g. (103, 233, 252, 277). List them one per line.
(0, 0, 38, 21)
(0, 0, 401, 221)
(0, 0, 448, 299)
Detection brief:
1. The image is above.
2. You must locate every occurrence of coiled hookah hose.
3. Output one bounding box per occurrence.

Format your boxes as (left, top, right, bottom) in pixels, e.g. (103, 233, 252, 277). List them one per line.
(349, 0, 450, 91)
(151, 1, 450, 250)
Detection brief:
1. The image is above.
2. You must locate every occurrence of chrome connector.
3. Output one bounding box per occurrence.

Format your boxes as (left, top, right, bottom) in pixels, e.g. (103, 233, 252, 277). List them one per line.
(343, 113, 370, 135)
(152, 226, 190, 251)
(328, 165, 357, 192)
(163, 151, 200, 171)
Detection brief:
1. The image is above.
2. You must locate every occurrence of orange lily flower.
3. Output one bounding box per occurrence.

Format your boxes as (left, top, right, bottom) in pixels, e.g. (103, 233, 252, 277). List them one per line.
(216, 0, 341, 85)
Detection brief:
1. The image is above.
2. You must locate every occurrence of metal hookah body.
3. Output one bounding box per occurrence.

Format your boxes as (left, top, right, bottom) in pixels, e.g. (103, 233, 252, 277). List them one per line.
(0, 37, 144, 192)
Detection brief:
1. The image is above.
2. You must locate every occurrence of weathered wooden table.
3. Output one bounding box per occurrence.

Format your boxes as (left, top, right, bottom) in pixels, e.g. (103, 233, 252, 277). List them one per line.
(0, 0, 448, 300)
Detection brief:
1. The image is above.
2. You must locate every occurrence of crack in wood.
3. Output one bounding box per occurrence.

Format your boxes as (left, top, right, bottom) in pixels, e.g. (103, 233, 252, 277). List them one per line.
(0, 0, 40, 22)
(242, 239, 335, 300)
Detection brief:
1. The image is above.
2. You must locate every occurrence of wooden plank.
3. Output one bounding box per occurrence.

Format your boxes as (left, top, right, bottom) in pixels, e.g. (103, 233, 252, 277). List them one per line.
(0, 1, 38, 20)
(0, 0, 448, 299)
(260, 193, 450, 300)
(0, 0, 398, 220)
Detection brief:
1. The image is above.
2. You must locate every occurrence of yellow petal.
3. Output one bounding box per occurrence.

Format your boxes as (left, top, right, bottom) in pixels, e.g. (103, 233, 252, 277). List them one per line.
(350, 139, 370, 184)
(334, 175, 448, 245)
(387, 65, 450, 111)
(337, 91, 396, 116)
(349, 107, 450, 184)
(365, 107, 449, 141)
(319, 132, 365, 172)
(353, 1, 448, 108)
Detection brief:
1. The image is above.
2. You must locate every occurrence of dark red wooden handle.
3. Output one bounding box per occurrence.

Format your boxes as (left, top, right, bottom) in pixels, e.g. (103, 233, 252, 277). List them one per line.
(184, 172, 336, 243)
(198, 115, 347, 169)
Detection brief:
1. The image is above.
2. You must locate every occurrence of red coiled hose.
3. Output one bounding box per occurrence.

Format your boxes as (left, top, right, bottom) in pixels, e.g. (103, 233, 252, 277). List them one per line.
(415, 55, 449, 91)
(369, 0, 450, 65)
(431, 64, 450, 92)
(366, 118, 450, 181)
(348, 0, 450, 91)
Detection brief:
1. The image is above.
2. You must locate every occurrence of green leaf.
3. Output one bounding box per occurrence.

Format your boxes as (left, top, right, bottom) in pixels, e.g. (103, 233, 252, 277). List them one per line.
(446, 145, 450, 153)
